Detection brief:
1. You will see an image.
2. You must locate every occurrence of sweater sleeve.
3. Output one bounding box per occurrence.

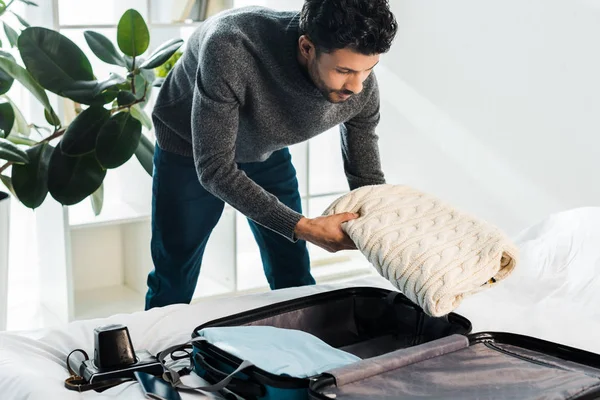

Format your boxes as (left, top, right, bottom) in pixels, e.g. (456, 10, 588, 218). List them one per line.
(339, 74, 386, 190)
(191, 29, 303, 241)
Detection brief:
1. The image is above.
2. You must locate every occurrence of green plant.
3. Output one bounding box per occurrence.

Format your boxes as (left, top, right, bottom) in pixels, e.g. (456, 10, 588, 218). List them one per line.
(154, 49, 182, 78)
(0, 2, 182, 215)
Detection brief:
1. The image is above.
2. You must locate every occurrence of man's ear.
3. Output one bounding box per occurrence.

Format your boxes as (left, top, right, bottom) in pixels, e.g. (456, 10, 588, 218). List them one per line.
(298, 35, 314, 59)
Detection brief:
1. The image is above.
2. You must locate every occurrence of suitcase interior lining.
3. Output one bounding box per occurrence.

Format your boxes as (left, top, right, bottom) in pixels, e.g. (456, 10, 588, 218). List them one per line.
(329, 334, 470, 387)
(336, 334, 410, 359)
(314, 341, 600, 400)
(238, 293, 461, 359)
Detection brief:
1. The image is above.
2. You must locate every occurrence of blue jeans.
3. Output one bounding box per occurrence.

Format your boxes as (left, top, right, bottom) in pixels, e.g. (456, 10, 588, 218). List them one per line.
(145, 146, 315, 310)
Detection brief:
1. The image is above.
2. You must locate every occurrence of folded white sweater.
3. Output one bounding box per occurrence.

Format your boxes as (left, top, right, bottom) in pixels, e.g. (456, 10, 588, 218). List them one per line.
(323, 184, 519, 317)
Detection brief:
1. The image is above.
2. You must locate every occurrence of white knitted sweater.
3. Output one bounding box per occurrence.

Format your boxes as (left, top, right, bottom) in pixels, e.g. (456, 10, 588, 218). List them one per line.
(323, 184, 519, 317)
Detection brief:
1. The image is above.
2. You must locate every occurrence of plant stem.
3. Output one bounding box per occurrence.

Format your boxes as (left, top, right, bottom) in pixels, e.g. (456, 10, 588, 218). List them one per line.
(0, 127, 66, 174)
(131, 56, 137, 95)
(31, 124, 51, 138)
(0, 162, 10, 174)
(40, 127, 66, 144)
(112, 84, 147, 114)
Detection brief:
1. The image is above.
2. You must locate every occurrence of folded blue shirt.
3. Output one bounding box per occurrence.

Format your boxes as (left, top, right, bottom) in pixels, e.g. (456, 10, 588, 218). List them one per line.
(197, 326, 361, 378)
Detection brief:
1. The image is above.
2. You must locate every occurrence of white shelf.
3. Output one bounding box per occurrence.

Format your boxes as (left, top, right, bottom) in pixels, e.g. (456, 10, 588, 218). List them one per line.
(235, 250, 373, 292)
(68, 201, 151, 229)
(192, 274, 235, 300)
(68, 200, 239, 229)
(66, 249, 374, 321)
(74, 285, 144, 320)
(74, 276, 235, 320)
(70, 266, 375, 322)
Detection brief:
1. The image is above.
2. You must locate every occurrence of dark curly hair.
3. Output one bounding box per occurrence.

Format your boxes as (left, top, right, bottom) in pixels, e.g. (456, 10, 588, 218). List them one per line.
(299, 0, 398, 55)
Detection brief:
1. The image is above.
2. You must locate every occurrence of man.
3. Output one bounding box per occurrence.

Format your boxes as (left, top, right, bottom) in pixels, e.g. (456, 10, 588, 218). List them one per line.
(145, 0, 398, 310)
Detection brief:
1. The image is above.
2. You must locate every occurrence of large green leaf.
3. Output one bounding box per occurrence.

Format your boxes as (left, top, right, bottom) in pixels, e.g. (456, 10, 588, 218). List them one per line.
(18, 27, 94, 95)
(3, 22, 18, 47)
(84, 74, 127, 95)
(139, 38, 184, 70)
(133, 67, 154, 108)
(130, 103, 151, 130)
(124, 55, 135, 70)
(0, 50, 15, 95)
(96, 111, 141, 169)
(116, 79, 131, 91)
(0, 53, 56, 117)
(84, 31, 126, 67)
(117, 9, 149, 58)
(6, 135, 35, 146)
(0, 0, 5, 14)
(0, 174, 17, 198)
(44, 108, 60, 127)
(60, 105, 110, 156)
(12, 142, 52, 208)
(5, 96, 30, 137)
(47, 146, 106, 205)
(10, 11, 30, 28)
(134, 133, 154, 176)
(117, 90, 136, 106)
(140, 67, 155, 87)
(63, 85, 119, 106)
(0, 137, 28, 163)
(90, 181, 103, 215)
(62, 73, 125, 105)
(0, 100, 14, 136)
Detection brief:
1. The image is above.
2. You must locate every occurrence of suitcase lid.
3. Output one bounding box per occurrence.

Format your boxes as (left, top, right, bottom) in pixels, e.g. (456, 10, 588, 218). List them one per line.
(308, 332, 600, 400)
(192, 286, 473, 339)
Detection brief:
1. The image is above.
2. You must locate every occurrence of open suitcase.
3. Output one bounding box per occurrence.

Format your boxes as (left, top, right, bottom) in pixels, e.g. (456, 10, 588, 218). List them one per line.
(189, 287, 600, 400)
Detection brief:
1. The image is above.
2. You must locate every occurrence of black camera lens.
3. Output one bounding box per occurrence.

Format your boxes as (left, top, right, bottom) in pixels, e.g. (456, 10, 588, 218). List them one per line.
(93, 324, 137, 371)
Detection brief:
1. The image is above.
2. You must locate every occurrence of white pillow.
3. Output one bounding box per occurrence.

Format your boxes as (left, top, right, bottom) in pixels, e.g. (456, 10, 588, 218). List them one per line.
(509, 207, 600, 306)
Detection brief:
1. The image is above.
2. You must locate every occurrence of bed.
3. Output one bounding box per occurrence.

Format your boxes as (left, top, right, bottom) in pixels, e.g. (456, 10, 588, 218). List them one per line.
(1, 207, 599, 399)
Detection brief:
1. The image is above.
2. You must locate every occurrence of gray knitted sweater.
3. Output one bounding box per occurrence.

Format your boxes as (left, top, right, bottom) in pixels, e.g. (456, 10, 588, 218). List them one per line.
(152, 6, 386, 241)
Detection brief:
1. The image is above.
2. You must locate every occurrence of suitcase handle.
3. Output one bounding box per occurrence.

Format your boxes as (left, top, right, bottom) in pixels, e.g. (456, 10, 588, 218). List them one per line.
(193, 352, 265, 398)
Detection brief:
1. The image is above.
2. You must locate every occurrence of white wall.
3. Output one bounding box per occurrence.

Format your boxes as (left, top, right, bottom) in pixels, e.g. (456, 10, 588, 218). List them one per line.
(377, 0, 600, 236)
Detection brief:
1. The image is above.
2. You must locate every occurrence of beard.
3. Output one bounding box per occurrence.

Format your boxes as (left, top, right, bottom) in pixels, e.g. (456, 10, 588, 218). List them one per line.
(308, 58, 353, 103)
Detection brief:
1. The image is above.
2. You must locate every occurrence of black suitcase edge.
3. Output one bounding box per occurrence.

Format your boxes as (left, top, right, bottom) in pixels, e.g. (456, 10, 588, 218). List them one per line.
(469, 331, 600, 370)
(191, 286, 472, 336)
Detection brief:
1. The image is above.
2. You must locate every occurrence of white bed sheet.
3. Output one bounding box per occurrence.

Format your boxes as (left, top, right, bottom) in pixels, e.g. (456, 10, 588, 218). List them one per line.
(1, 207, 599, 400)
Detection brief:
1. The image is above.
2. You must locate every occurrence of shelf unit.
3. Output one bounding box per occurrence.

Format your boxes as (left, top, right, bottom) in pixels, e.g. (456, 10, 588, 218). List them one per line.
(34, 0, 372, 325)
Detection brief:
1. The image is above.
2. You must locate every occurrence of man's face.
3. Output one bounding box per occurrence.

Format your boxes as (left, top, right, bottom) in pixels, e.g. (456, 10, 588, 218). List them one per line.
(299, 36, 380, 103)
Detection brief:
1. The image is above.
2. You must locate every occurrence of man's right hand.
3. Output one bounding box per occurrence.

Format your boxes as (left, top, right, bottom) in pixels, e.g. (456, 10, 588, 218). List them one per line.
(294, 213, 360, 253)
